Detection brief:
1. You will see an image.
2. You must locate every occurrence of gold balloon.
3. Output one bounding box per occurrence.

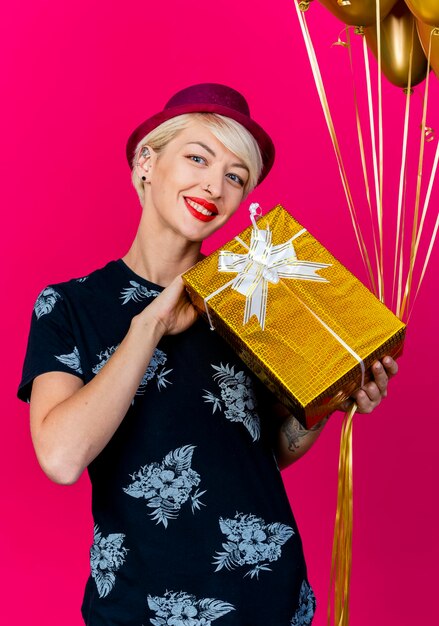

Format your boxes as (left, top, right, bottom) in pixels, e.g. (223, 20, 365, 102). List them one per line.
(405, 0, 439, 26)
(417, 20, 439, 77)
(365, 0, 429, 87)
(317, 0, 398, 27)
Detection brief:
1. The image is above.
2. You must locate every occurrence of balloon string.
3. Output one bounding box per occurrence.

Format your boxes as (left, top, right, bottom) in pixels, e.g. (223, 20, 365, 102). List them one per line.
(400, 28, 436, 320)
(293, 1, 376, 293)
(376, 0, 385, 304)
(407, 140, 439, 323)
(332, 27, 350, 48)
(393, 20, 414, 315)
(396, 178, 408, 322)
(406, 29, 439, 320)
(362, 35, 384, 302)
(327, 403, 356, 626)
(346, 26, 379, 297)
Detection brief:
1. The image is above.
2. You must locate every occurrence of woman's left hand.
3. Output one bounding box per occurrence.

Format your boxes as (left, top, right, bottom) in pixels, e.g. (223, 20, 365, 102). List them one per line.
(337, 356, 399, 414)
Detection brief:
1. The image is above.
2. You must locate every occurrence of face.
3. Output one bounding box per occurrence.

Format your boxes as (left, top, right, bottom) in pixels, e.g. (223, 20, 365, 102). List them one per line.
(139, 120, 250, 242)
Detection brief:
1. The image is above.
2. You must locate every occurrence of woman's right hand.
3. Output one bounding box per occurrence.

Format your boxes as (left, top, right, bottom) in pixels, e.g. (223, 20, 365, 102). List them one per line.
(136, 275, 199, 336)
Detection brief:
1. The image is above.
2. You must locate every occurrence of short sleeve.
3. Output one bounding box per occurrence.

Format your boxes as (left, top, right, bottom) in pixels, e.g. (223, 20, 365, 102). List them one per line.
(17, 285, 85, 403)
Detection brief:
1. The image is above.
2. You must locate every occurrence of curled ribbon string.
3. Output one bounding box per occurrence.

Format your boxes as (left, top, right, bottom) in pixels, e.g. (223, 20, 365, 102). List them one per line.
(248, 201, 262, 229)
(328, 403, 356, 626)
(332, 37, 349, 48)
(332, 27, 350, 48)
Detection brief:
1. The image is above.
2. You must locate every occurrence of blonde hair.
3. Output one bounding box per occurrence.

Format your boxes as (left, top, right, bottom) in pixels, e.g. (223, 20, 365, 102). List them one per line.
(131, 113, 263, 199)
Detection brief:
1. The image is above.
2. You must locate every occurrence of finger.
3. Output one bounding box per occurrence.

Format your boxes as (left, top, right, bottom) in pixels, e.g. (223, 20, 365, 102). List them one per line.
(337, 398, 354, 413)
(382, 356, 398, 379)
(370, 361, 389, 396)
(358, 381, 382, 403)
(352, 388, 376, 414)
(338, 389, 375, 414)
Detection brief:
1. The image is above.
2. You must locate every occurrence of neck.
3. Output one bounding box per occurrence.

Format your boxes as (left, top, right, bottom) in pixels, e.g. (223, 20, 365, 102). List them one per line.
(122, 204, 203, 288)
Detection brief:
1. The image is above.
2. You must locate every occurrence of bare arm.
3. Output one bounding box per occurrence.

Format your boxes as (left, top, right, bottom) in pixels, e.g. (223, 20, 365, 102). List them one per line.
(29, 276, 198, 485)
(274, 356, 399, 470)
(273, 402, 329, 470)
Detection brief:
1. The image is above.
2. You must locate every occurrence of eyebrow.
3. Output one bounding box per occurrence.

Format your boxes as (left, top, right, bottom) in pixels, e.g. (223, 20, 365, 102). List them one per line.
(185, 142, 250, 173)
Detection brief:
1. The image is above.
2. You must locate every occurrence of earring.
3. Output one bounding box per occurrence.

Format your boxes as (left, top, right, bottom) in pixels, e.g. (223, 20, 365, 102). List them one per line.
(141, 147, 149, 157)
(141, 176, 146, 181)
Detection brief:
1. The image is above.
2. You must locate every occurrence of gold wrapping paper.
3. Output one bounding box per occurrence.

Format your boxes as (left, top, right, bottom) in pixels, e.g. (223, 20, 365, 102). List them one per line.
(183, 205, 405, 429)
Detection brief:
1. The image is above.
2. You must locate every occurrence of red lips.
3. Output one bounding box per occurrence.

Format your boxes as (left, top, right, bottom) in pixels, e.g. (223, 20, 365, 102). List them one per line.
(184, 196, 218, 223)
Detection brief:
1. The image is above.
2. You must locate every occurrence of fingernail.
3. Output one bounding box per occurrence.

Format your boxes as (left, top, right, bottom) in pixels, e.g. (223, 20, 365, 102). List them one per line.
(374, 363, 382, 371)
(383, 357, 391, 366)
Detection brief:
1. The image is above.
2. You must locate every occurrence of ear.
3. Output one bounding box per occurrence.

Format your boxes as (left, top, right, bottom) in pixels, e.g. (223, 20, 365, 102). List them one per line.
(134, 145, 157, 184)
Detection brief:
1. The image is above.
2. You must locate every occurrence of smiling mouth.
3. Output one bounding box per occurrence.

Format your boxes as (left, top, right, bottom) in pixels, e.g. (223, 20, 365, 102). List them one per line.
(184, 197, 218, 222)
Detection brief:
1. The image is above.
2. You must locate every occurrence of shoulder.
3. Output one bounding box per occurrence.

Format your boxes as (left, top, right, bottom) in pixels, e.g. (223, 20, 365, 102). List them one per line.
(60, 259, 122, 292)
(34, 260, 122, 309)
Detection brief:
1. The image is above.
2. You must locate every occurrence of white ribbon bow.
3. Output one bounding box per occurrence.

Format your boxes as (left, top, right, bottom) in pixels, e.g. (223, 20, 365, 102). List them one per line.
(208, 203, 331, 330)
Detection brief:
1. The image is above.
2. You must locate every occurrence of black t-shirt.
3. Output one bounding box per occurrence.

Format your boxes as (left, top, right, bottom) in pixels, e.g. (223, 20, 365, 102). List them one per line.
(18, 259, 316, 626)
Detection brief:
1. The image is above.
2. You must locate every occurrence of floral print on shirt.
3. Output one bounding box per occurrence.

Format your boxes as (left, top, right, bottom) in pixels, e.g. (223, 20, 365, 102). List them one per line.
(213, 512, 294, 579)
(120, 280, 160, 304)
(203, 363, 260, 441)
(136, 348, 173, 394)
(123, 445, 206, 528)
(92, 345, 119, 374)
(147, 590, 235, 626)
(34, 286, 62, 319)
(54, 346, 83, 374)
(90, 524, 128, 599)
(91, 346, 172, 398)
(290, 580, 316, 625)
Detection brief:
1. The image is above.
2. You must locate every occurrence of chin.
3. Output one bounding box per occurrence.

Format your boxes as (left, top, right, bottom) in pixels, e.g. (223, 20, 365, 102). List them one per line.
(179, 221, 224, 243)
(187, 231, 212, 244)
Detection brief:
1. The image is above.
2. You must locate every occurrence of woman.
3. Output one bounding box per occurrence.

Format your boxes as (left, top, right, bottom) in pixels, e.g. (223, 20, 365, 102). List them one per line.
(18, 83, 397, 626)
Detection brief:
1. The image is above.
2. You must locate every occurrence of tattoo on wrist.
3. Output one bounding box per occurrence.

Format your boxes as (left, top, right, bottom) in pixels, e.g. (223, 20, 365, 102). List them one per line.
(281, 415, 327, 452)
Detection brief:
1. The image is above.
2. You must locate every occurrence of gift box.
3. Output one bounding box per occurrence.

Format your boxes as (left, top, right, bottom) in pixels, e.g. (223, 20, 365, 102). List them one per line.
(182, 205, 405, 429)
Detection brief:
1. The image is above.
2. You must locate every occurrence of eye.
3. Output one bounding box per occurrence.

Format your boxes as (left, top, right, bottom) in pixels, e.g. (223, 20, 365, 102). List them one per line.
(226, 172, 245, 187)
(186, 154, 207, 165)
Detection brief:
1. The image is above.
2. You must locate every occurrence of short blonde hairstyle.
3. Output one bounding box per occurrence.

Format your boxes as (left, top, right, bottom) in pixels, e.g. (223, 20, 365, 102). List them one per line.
(131, 113, 263, 199)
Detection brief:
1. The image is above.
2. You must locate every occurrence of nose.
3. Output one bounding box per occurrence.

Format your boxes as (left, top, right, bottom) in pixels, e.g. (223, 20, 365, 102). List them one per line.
(202, 166, 224, 198)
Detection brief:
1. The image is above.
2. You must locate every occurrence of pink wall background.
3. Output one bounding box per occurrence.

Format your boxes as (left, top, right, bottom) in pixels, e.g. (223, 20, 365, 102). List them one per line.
(2, 1, 438, 624)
